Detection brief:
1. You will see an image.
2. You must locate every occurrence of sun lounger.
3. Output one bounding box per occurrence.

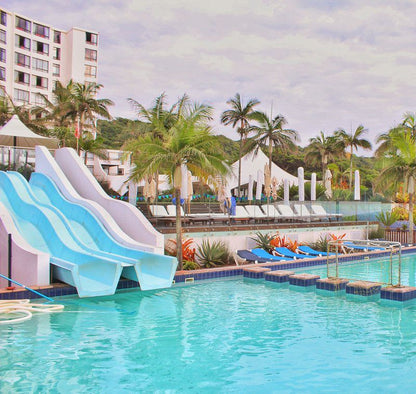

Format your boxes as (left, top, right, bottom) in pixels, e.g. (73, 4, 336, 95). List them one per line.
(251, 248, 292, 261)
(274, 247, 315, 259)
(230, 206, 251, 224)
(261, 204, 290, 221)
(244, 205, 273, 223)
(150, 205, 169, 217)
(276, 204, 308, 222)
(343, 242, 385, 252)
(297, 245, 335, 257)
(293, 204, 324, 221)
(311, 204, 343, 221)
(235, 250, 271, 264)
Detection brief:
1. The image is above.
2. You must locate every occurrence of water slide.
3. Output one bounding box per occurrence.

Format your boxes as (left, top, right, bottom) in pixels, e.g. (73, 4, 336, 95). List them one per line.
(53, 147, 164, 251)
(35, 146, 162, 254)
(0, 171, 123, 297)
(27, 172, 177, 290)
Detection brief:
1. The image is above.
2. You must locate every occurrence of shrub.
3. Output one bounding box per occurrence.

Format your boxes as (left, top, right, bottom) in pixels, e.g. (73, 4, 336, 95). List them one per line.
(309, 235, 330, 252)
(196, 239, 229, 268)
(376, 210, 399, 228)
(250, 232, 274, 252)
(164, 238, 196, 261)
(182, 261, 200, 270)
(368, 226, 385, 240)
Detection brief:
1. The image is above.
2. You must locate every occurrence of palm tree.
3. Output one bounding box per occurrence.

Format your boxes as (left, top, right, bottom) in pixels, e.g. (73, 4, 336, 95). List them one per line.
(376, 112, 416, 157)
(0, 94, 13, 126)
(128, 102, 229, 268)
(221, 93, 260, 199)
(79, 135, 107, 165)
(70, 82, 113, 146)
(378, 133, 416, 243)
(336, 125, 372, 190)
(305, 131, 344, 176)
(248, 111, 298, 174)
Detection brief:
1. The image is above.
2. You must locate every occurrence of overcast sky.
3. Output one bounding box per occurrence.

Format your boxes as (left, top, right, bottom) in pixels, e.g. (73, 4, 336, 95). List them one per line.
(6, 0, 416, 150)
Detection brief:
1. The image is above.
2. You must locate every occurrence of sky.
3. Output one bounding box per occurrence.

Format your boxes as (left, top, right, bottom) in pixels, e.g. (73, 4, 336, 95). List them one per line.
(5, 0, 416, 151)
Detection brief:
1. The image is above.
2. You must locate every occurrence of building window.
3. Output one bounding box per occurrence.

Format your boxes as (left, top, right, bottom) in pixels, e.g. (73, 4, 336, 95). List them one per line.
(85, 65, 97, 77)
(0, 66, 5, 81)
(33, 23, 49, 38)
(85, 48, 97, 61)
(1, 11, 7, 26)
(15, 52, 30, 68)
(33, 75, 48, 89)
(16, 16, 31, 33)
(15, 71, 30, 85)
(35, 41, 49, 55)
(14, 88, 29, 103)
(52, 64, 60, 76)
(0, 48, 5, 63)
(31, 92, 46, 106)
(32, 58, 48, 72)
(86, 32, 98, 45)
(0, 29, 5, 44)
(53, 47, 60, 60)
(53, 30, 61, 44)
(15, 34, 31, 50)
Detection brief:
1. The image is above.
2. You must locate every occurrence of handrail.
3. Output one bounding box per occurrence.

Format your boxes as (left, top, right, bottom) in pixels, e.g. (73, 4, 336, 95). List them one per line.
(0, 273, 54, 302)
(326, 239, 402, 286)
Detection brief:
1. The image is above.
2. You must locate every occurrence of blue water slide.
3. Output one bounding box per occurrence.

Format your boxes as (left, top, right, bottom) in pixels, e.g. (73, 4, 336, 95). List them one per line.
(28, 172, 177, 290)
(0, 171, 123, 297)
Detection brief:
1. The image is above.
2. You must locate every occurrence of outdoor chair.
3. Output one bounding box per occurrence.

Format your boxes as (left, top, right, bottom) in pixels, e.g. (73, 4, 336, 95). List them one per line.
(251, 248, 292, 261)
(297, 245, 336, 257)
(244, 205, 273, 223)
(149, 205, 169, 217)
(274, 247, 315, 260)
(260, 204, 290, 222)
(230, 206, 251, 224)
(293, 204, 324, 221)
(276, 204, 308, 222)
(311, 204, 343, 221)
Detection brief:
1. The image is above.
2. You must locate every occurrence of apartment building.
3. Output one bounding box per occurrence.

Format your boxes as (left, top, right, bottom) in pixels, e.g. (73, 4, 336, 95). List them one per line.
(0, 8, 99, 106)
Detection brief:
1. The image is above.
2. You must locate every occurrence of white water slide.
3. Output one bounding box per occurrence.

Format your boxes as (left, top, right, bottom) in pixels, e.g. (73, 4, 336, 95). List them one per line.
(36, 146, 164, 253)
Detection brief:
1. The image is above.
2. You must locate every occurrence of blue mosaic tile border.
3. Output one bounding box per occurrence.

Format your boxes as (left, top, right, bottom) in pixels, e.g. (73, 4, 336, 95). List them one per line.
(316, 280, 348, 291)
(380, 288, 416, 301)
(289, 276, 320, 287)
(346, 284, 381, 296)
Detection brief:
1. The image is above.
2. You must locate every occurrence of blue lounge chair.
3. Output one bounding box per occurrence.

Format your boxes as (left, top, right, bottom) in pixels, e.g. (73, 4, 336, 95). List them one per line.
(274, 247, 315, 259)
(343, 242, 385, 251)
(298, 245, 336, 257)
(251, 248, 292, 261)
(236, 250, 274, 263)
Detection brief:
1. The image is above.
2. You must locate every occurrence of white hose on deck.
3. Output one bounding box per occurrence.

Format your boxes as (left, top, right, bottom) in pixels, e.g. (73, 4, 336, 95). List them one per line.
(0, 299, 64, 324)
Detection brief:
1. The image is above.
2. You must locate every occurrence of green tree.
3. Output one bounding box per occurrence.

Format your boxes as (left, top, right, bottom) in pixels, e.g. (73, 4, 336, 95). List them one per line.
(305, 131, 344, 176)
(79, 135, 107, 165)
(336, 125, 372, 190)
(377, 133, 416, 243)
(248, 111, 298, 174)
(221, 93, 260, 198)
(127, 101, 229, 268)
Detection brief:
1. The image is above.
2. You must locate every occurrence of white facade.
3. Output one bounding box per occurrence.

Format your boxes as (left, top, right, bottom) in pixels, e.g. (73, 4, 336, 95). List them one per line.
(0, 8, 98, 106)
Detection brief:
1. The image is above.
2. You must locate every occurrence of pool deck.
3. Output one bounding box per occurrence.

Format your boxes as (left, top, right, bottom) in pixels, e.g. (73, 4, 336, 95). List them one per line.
(1, 245, 415, 301)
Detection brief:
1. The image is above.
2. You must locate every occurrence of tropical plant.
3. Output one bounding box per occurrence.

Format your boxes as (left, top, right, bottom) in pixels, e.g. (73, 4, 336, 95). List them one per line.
(164, 238, 196, 262)
(220, 93, 260, 198)
(196, 239, 229, 268)
(248, 111, 299, 175)
(79, 135, 107, 165)
(368, 226, 385, 240)
(336, 125, 372, 190)
(377, 132, 416, 242)
(305, 131, 344, 176)
(183, 260, 200, 270)
(127, 99, 229, 268)
(250, 232, 274, 252)
(376, 210, 399, 228)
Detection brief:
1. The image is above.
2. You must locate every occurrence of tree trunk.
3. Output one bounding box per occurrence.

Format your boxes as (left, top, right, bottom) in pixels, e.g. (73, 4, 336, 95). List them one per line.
(349, 145, 353, 190)
(175, 188, 183, 269)
(409, 192, 414, 244)
(269, 137, 273, 174)
(238, 136, 242, 199)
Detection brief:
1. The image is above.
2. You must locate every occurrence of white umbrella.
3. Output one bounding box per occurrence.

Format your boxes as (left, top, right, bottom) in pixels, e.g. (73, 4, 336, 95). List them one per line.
(248, 174, 254, 201)
(0, 115, 58, 148)
(325, 169, 333, 199)
(284, 179, 290, 204)
(298, 167, 305, 202)
(271, 176, 278, 200)
(311, 173, 317, 201)
(264, 164, 271, 200)
(354, 170, 360, 201)
(255, 169, 263, 200)
(180, 164, 188, 200)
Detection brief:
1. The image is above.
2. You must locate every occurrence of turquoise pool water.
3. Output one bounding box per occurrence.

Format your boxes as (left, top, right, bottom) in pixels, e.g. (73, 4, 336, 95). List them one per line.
(1, 271, 416, 392)
(299, 254, 416, 286)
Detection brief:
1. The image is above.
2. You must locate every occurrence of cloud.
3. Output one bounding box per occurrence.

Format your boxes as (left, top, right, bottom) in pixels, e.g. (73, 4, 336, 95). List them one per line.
(5, 0, 416, 150)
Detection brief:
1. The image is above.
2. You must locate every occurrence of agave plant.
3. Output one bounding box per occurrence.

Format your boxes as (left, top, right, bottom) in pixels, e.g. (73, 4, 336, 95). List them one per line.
(376, 210, 399, 228)
(250, 232, 274, 252)
(196, 240, 230, 268)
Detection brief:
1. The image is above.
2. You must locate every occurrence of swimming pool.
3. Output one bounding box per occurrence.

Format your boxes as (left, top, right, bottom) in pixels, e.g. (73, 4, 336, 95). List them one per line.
(1, 269, 415, 392)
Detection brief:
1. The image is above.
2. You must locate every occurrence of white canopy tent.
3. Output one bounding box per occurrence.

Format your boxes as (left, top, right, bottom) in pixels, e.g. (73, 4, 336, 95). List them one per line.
(0, 115, 58, 149)
(228, 150, 298, 191)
